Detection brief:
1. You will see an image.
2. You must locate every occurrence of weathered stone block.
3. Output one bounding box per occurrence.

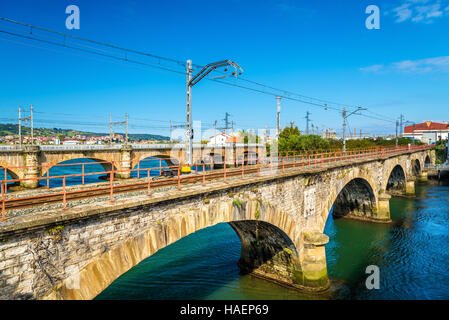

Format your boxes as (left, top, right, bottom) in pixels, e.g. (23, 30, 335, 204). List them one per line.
(4, 245, 27, 259)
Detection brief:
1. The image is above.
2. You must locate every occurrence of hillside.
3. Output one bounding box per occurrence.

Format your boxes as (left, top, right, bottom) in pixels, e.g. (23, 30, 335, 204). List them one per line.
(0, 123, 169, 142)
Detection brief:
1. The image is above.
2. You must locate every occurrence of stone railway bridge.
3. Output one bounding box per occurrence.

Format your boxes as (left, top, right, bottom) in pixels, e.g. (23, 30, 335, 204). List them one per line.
(0, 147, 434, 299)
(0, 144, 264, 188)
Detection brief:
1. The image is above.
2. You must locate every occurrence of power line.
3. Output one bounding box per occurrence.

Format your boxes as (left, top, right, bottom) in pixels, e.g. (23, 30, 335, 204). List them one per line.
(0, 27, 187, 75)
(0, 17, 398, 127)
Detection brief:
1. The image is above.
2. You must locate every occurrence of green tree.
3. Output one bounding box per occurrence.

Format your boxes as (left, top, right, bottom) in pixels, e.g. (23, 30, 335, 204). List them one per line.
(57, 134, 65, 142)
(278, 126, 330, 154)
(240, 129, 260, 144)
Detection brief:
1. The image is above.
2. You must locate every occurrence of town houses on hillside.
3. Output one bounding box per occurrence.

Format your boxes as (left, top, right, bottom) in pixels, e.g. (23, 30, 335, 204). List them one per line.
(0, 133, 167, 145)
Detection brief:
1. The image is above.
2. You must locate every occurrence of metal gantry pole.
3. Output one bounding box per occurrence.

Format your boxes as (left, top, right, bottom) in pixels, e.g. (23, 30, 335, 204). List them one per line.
(125, 112, 128, 146)
(186, 59, 193, 166)
(109, 113, 112, 144)
(342, 107, 347, 153)
(30, 104, 34, 145)
(276, 96, 281, 138)
(185, 59, 242, 165)
(214, 120, 217, 138)
(18, 106, 22, 147)
(305, 111, 311, 135)
(395, 120, 399, 147)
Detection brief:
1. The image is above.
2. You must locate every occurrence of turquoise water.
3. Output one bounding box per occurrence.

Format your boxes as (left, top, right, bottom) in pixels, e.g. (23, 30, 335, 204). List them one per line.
(1, 157, 170, 189)
(3, 157, 210, 189)
(96, 183, 449, 300)
(0, 169, 15, 186)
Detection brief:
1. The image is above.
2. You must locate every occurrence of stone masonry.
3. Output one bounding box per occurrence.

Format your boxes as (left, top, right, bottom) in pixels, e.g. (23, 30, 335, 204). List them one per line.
(0, 148, 434, 299)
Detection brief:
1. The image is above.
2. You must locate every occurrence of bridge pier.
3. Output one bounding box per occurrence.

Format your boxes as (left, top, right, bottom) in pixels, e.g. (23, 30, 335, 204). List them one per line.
(115, 146, 133, 179)
(300, 231, 330, 290)
(405, 180, 415, 196)
(20, 146, 41, 189)
(418, 171, 428, 183)
(430, 150, 436, 165)
(229, 221, 330, 292)
(376, 193, 391, 221)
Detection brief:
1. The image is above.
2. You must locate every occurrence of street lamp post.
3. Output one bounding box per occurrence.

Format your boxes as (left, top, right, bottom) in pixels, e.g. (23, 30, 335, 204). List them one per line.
(342, 106, 366, 153)
(185, 60, 243, 166)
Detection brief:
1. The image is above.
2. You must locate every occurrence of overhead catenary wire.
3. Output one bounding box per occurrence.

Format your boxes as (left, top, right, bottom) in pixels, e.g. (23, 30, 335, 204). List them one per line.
(0, 17, 398, 132)
(0, 21, 392, 125)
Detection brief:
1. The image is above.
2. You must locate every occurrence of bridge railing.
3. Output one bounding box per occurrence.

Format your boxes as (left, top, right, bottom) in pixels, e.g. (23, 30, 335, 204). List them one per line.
(0, 146, 25, 151)
(425, 163, 449, 170)
(0, 143, 428, 173)
(0, 143, 266, 152)
(0, 144, 430, 186)
(0, 144, 432, 221)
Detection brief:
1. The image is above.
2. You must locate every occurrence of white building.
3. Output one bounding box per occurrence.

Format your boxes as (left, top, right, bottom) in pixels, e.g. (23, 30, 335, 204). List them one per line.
(208, 133, 233, 146)
(403, 121, 449, 144)
(63, 140, 79, 145)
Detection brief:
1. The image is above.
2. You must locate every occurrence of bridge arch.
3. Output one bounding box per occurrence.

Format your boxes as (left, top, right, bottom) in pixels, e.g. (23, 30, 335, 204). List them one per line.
(0, 164, 20, 184)
(42, 157, 115, 177)
(46, 197, 310, 300)
(319, 169, 380, 230)
(333, 178, 376, 219)
(424, 155, 431, 168)
(412, 159, 421, 176)
(385, 164, 406, 194)
(131, 154, 179, 172)
(329, 177, 377, 222)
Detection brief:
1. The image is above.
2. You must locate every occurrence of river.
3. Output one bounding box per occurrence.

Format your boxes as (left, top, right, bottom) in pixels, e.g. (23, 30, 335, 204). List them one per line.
(94, 182, 449, 300)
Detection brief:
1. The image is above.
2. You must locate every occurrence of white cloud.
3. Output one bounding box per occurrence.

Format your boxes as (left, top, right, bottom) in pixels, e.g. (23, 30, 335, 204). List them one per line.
(360, 56, 449, 74)
(394, 4, 414, 22)
(359, 64, 385, 73)
(390, 0, 449, 23)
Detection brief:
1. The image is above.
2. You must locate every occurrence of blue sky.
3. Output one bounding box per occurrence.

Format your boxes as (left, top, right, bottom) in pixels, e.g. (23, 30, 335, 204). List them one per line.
(0, 0, 448, 138)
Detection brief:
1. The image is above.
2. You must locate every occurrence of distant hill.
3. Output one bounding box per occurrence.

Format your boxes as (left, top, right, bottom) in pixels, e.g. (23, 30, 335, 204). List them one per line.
(0, 123, 169, 142)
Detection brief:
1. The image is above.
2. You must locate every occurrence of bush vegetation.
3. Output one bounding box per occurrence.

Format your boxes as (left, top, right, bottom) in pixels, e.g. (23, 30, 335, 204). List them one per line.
(274, 125, 421, 154)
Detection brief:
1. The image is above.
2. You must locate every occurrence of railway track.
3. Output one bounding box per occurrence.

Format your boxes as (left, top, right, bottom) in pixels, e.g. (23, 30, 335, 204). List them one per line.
(3, 163, 270, 211)
(2, 149, 416, 212)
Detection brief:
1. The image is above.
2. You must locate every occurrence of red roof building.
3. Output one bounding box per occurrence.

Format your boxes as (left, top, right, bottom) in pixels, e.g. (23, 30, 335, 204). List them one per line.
(403, 121, 449, 144)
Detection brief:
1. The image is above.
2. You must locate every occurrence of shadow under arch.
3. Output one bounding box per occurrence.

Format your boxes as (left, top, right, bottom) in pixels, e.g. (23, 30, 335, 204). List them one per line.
(424, 155, 431, 168)
(386, 165, 406, 194)
(332, 178, 377, 220)
(412, 159, 421, 176)
(229, 220, 298, 278)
